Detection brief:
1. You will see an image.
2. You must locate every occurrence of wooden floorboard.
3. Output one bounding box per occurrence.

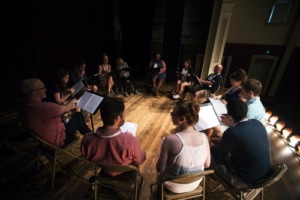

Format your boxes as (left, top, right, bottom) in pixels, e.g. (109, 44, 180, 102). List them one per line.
(0, 80, 299, 200)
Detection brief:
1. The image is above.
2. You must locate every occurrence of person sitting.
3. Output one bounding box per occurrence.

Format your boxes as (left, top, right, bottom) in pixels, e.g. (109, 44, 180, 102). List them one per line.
(172, 59, 194, 100)
(239, 78, 265, 124)
(81, 97, 146, 176)
(148, 52, 167, 96)
(155, 100, 211, 196)
(44, 68, 75, 105)
(97, 53, 115, 96)
(211, 68, 248, 104)
(115, 57, 138, 97)
(210, 98, 271, 188)
(68, 59, 97, 93)
(204, 69, 248, 141)
(18, 78, 91, 148)
(192, 64, 223, 101)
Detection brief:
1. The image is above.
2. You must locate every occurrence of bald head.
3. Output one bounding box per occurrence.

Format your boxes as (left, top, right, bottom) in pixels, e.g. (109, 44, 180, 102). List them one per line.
(20, 78, 44, 97)
(214, 64, 223, 74)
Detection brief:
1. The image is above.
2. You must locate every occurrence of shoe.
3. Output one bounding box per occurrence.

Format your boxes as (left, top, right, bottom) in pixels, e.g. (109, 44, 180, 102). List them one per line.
(173, 94, 180, 99)
(133, 90, 138, 95)
(124, 92, 129, 97)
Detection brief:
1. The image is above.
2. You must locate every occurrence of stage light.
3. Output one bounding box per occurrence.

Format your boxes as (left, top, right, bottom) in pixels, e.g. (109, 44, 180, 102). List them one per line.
(269, 115, 279, 126)
(282, 127, 293, 139)
(288, 134, 300, 148)
(275, 121, 286, 133)
(295, 141, 300, 157)
(265, 111, 272, 122)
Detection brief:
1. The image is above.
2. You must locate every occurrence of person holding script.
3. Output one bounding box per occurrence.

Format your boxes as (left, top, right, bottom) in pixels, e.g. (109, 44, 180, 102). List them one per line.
(19, 78, 91, 148)
(81, 97, 146, 176)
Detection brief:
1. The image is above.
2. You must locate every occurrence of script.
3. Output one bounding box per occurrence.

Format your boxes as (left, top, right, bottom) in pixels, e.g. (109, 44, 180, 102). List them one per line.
(71, 81, 85, 97)
(120, 122, 138, 137)
(194, 99, 227, 132)
(76, 91, 104, 114)
(208, 97, 227, 117)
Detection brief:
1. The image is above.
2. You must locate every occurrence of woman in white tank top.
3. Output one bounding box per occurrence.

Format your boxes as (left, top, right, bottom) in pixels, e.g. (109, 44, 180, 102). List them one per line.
(156, 100, 211, 194)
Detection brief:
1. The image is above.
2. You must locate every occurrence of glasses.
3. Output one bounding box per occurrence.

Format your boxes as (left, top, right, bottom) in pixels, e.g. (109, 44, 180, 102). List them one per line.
(170, 112, 180, 117)
(33, 86, 46, 91)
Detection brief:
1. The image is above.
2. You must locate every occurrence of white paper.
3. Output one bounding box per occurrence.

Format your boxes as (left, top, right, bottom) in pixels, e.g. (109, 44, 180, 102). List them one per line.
(194, 103, 221, 131)
(77, 91, 104, 114)
(208, 97, 227, 116)
(120, 122, 138, 137)
(71, 81, 85, 97)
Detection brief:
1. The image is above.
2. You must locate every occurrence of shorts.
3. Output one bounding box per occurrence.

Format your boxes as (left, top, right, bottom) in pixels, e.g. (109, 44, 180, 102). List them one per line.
(152, 72, 166, 79)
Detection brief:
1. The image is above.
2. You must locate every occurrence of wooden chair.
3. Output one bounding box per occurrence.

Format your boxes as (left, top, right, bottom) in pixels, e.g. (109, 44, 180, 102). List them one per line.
(209, 164, 288, 200)
(93, 164, 143, 200)
(150, 169, 214, 200)
(28, 130, 88, 188)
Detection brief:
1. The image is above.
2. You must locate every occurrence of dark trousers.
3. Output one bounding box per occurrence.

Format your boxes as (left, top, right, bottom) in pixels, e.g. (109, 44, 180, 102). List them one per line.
(64, 112, 91, 143)
(120, 76, 136, 92)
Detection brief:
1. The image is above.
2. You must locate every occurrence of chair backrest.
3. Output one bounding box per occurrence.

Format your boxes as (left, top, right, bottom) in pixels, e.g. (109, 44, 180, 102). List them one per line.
(28, 129, 85, 161)
(249, 164, 288, 189)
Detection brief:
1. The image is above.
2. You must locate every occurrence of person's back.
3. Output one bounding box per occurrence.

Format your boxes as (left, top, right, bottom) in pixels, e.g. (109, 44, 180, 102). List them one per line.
(81, 97, 146, 176)
(156, 100, 210, 194)
(211, 98, 271, 188)
(216, 119, 270, 183)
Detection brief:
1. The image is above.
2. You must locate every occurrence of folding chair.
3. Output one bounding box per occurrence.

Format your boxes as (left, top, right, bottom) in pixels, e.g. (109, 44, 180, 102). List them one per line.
(28, 130, 88, 188)
(93, 164, 143, 200)
(209, 164, 288, 200)
(150, 169, 214, 200)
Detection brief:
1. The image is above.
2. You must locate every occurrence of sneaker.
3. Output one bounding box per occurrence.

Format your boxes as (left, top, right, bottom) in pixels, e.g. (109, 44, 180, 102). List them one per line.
(133, 90, 138, 95)
(173, 94, 180, 99)
(124, 92, 129, 97)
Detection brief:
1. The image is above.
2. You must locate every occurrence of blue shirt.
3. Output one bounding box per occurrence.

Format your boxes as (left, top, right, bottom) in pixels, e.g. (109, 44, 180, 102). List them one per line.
(246, 97, 265, 124)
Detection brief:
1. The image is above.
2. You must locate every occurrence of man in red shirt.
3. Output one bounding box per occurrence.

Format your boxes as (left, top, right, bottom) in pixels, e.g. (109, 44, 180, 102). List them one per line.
(81, 97, 146, 176)
(19, 78, 91, 147)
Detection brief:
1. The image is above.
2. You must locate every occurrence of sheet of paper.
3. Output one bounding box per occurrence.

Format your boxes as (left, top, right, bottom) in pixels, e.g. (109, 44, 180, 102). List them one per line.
(71, 81, 85, 97)
(194, 103, 221, 131)
(120, 122, 138, 137)
(208, 97, 227, 116)
(77, 91, 104, 114)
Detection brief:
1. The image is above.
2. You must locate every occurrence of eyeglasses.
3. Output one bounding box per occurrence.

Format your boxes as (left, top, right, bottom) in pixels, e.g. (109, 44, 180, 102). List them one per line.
(170, 112, 179, 117)
(33, 86, 46, 91)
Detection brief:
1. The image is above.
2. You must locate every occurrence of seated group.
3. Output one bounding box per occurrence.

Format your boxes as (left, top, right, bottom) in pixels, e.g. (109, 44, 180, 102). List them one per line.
(18, 60, 268, 199)
(67, 54, 138, 98)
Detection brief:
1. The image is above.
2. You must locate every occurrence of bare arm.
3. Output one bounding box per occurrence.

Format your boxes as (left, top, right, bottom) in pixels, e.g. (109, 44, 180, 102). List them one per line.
(203, 134, 211, 168)
(53, 91, 73, 105)
(159, 60, 166, 74)
(60, 99, 77, 114)
(156, 137, 169, 175)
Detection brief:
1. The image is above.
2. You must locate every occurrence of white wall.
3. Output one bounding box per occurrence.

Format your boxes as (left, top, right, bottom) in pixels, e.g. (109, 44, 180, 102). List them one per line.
(227, 0, 299, 46)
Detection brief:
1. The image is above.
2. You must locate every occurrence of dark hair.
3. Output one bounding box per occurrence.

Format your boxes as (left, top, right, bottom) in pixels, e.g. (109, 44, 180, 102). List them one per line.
(242, 79, 262, 96)
(100, 97, 125, 126)
(226, 98, 248, 123)
(230, 68, 248, 83)
(78, 59, 86, 66)
(55, 68, 69, 94)
(174, 100, 200, 125)
(184, 59, 192, 68)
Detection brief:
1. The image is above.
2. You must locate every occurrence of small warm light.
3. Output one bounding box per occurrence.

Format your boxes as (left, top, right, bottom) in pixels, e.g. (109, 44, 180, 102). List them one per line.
(269, 115, 279, 126)
(275, 121, 286, 132)
(282, 127, 293, 139)
(288, 134, 300, 147)
(295, 141, 300, 157)
(265, 111, 272, 121)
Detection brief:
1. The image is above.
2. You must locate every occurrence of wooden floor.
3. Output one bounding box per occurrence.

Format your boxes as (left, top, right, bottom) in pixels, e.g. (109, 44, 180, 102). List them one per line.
(0, 80, 299, 200)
